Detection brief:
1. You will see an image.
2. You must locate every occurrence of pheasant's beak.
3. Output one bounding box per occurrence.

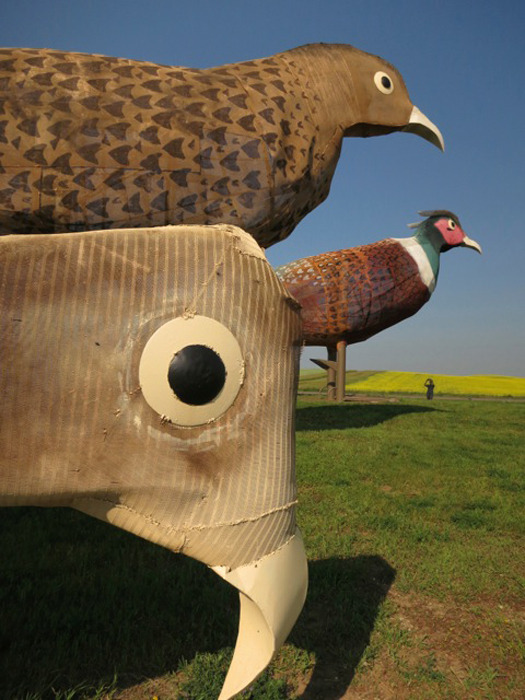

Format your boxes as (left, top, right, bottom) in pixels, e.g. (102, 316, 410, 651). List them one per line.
(213, 529, 308, 699)
(461, 235, 482, 254)
(403, 106, 445, 151)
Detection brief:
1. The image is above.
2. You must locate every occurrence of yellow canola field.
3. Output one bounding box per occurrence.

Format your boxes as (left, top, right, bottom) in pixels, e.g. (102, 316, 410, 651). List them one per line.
(346, 371, 525, 397)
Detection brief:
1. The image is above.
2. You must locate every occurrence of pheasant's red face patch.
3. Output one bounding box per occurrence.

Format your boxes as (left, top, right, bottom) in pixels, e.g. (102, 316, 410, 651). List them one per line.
(434, 217, 465, 247)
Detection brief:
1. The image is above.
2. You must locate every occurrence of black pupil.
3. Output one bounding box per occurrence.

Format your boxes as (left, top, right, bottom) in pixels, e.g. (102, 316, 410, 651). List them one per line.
(168, 344, 226, 406)
(381, 76, 391, 89)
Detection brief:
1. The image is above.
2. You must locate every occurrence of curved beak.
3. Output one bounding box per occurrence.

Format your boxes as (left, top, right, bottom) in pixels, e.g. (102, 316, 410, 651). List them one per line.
(462, 235, 482, 254)
(213, 529, 308, 699)
(403, 106, 445, 151)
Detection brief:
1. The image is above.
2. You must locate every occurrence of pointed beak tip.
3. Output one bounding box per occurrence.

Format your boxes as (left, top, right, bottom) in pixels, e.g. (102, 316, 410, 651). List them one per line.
(405, 105, 445, 152)
(463, 237, 483, 254)
(213, 530, 308, 700)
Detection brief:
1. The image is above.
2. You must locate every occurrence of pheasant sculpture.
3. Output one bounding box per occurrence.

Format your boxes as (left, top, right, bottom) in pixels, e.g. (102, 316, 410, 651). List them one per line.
(276, 211, 482, 347)
(0, 44, 443, 246)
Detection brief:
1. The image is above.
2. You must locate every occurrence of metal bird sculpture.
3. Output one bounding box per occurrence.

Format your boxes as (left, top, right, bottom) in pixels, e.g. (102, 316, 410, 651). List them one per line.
(0, 44, 443, 246)
(276, 211, 482, 347)
(0, 223, 307, 700)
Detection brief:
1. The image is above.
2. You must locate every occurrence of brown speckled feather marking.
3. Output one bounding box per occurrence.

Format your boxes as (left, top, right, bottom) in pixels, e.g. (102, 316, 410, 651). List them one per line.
(276, 239, 430, 345)
(0, 45, 416, 246)
(0, 48, 334, 245)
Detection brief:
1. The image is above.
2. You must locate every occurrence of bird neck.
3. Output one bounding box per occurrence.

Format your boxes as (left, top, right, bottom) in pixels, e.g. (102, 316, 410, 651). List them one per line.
(414, 227, 442, 281)
(391, 233, 438, 293)
(280, 45, 359, 131)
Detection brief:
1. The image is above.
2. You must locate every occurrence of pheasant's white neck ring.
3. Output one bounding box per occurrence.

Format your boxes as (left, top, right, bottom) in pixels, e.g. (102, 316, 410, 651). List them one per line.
(392, 237, 437, 293)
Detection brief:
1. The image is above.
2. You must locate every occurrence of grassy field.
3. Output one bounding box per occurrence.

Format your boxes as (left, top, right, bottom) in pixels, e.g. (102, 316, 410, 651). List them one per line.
(0, 397, 524, 699)
(299, 369, 525, 398)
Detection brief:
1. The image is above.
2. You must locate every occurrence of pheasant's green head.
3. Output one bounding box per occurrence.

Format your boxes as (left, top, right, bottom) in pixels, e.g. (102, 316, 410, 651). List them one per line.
(411, 210, 482, 254)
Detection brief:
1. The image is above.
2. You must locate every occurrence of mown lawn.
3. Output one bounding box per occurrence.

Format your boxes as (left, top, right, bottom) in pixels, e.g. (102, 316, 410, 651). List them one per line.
(0, 398, 523, 699)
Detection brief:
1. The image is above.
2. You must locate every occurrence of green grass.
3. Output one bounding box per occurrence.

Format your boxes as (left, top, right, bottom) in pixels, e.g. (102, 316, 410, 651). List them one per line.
(295, 399, 524, 597)
(0, 398, 524, 698)
(299, 368, 525, 397)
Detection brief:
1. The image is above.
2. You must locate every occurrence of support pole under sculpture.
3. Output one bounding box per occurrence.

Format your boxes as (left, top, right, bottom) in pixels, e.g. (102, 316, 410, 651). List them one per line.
(327, 346, 337, 400)
(336, 341, 347, 403)
(311, 344, 346, 402)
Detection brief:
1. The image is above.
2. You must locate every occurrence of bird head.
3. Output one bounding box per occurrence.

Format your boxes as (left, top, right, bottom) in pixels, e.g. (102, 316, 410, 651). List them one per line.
(332, 45, 445, 151)
(0, 224, 307, 700)
(409, 210, 482, 253)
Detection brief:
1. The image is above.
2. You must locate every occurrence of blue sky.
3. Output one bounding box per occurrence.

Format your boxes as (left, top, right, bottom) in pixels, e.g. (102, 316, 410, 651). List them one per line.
(1, 0, 523, 376)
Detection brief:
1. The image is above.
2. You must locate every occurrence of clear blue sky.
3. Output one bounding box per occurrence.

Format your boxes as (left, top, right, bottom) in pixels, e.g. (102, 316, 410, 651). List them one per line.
(1, 0, 523, 376)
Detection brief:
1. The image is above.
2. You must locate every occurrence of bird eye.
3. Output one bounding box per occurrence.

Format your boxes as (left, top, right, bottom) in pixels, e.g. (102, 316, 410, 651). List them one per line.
(139, 315, 244, 426)
(374, 71, 394, 94)
(168, 345, 226, 406)
(448, 219, 456, 230)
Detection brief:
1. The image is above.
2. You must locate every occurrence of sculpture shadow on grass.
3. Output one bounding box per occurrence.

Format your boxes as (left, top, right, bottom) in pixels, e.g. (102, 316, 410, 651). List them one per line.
(292, 555, 396, 699)
(296, 402, 438, 431)
(0, 509, 394, 699)
(0, 508, 237, 698)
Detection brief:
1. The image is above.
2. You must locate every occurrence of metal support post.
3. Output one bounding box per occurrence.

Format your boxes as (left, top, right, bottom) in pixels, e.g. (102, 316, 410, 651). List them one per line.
(327, 346, 337, 400)
(336, 340, 347, 402)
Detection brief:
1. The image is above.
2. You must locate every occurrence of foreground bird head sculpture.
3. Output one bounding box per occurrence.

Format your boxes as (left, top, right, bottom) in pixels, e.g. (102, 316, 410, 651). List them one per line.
(0, 43, 442, 246)
(0, 224, 307, 699)
(276, 211, 481, 347)
(291, 44, 444, 149)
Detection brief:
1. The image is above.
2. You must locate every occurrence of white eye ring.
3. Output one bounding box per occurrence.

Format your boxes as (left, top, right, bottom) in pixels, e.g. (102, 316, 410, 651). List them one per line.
(448, 219, 456, 230)
(374, 71, 394, 94)
(139, 315, 244, 427)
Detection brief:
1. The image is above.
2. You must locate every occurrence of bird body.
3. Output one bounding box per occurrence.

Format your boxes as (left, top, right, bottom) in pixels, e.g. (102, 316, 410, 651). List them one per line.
(0, 44, 442, 246)
(276, 211, 481, 346)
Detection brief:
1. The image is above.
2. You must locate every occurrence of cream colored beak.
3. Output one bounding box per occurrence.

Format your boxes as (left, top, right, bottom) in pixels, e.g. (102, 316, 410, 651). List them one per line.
(404, 105, 445, 151)
(212, 529, 308, 699)
(462, 235, 483, 254)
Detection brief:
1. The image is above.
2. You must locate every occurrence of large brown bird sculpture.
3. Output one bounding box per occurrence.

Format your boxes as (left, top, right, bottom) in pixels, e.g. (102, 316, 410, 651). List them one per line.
(0, 44, 443, 247)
